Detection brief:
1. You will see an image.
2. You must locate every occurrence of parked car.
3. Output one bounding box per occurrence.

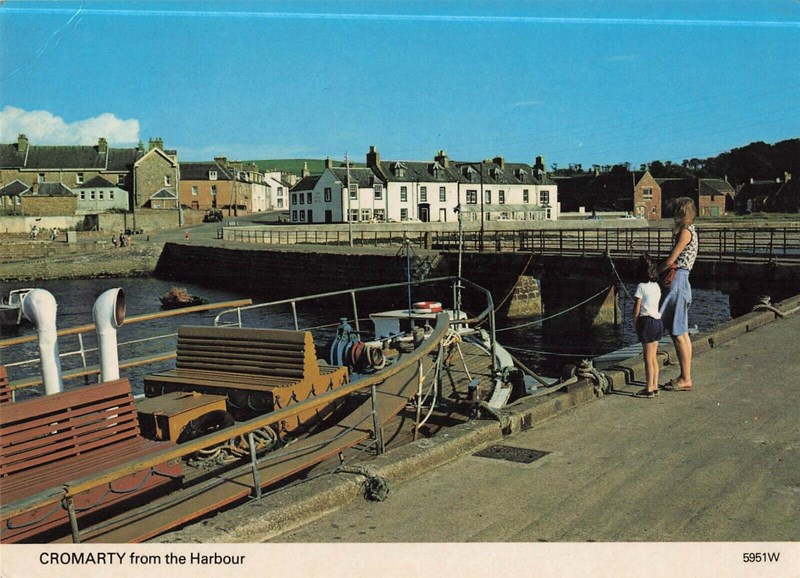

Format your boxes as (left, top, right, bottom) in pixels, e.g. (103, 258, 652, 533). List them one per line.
(203, 210, 223, 222)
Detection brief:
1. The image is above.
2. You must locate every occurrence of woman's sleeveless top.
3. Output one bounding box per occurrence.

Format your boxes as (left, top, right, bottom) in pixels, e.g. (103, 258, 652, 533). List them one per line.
(675, 224, 698, 271)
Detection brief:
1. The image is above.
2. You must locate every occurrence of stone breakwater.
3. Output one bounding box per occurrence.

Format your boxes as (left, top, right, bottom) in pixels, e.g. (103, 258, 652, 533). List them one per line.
(0, 242, 161, 282)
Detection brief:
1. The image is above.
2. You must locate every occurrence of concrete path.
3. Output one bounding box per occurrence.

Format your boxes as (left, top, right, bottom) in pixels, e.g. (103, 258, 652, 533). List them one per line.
(271, 313, 800, 543)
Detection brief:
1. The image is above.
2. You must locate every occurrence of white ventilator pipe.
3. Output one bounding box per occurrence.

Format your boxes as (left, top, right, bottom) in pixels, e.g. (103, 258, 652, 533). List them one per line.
(21, 288, 63, 395)
(92, 287, 126, 382)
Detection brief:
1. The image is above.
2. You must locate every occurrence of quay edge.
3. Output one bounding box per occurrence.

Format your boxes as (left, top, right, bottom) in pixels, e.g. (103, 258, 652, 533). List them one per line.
(152, 292, 800, 543)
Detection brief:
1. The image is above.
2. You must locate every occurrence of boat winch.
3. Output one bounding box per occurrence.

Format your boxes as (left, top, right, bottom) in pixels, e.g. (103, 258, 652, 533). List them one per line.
(329, 317, 387, 371)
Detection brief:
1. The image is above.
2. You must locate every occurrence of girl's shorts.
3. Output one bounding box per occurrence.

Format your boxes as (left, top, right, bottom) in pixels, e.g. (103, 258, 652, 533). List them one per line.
(636, 315, 663, 344)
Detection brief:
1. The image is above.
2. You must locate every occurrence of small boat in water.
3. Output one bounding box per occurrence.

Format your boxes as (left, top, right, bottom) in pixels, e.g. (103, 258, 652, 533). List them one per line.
(159, 287, 207, 309)
(0, 288, 32, 328)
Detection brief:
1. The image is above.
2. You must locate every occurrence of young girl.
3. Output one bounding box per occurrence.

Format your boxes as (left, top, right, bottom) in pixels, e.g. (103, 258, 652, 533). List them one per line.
(633, 252, 663, 398)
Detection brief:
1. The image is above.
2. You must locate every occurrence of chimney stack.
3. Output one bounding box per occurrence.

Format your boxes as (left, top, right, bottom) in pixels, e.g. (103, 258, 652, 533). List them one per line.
(301, 161, 310, 178)
(366, 145, 380, 168)
(97, 137, 108, 155)
(434, 150, 449, 168)
(149, 138, 164, 151)
(492, 156, 505, 169)
(325, 157, 333, 169)
(17, 134, 28, 153)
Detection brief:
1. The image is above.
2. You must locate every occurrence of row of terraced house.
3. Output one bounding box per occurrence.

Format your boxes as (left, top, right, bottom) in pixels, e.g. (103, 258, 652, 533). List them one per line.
(0, 134, 291, 220)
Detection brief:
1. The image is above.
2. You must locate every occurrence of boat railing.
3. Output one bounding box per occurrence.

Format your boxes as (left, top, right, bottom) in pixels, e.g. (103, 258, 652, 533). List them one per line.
(213, 275, 499, 377)
(1, 299, 253, 399)
(0, 311, 452, 543)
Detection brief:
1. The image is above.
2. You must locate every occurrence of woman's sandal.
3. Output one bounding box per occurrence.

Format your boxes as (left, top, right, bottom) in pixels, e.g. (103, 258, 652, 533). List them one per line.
(662, 380, 692, 392)
(634, 388, 658, 398)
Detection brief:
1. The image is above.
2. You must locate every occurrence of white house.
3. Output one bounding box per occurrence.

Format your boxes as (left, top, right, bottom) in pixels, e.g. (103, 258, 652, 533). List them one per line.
(264, 171, 290, 211)
(75, 175, 129, 214)
(288, 147, 559, 224)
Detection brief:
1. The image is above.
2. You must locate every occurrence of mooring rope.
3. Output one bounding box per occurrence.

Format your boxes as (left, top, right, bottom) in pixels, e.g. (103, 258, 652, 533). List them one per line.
(496, 285, 612, 333)
(334, 465, 390, 501)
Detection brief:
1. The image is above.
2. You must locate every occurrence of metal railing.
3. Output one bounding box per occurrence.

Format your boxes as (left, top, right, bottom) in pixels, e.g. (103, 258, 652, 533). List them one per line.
(220, 225, 800, 263)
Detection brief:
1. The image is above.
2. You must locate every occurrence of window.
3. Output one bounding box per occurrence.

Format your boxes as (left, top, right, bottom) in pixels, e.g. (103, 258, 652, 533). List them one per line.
(349, 209, 359, 222)
(38, 173, 46, 182)
(277, 187, 284, 196)
(374, 209, 385, 222)
(299, 193, 304, 204)
(192, 186, 198, 196)
(420, 186, 428, 202)
(349, 184, 358, 199)
(499, 190, 505, 204)
(99, 191, 104, 200)
(299, 210, 305, 221)
(117, 175, 125, 186)
(652, 206, 657, 214)
(545, 208, 552, 220)
(110, 191, 114, 200)
(439, 187, 446, 202)
(540, 190, 550, 205)
(80, 191, 86, 200)
(643, 187, 653, 199)
(400, 186, 408, 202)
(485, 190, 492, 204)
(211, 186, 217, 197)
(374, 183, 383, 200)
(523, 189, 529, 203)
(90, 191, 96, 200)
(164, 175, 171, 186)
(292, 210, 297, 221)
(307, 192, 312, 204)
(277, 198, 284, 208)
(77, 173, 84, 185)
(324, 187, 332, 202)
(361, 209, 371, 222)
(400, 208, 408, 221)
(209, 171, 218, 180)
(466, 190, 477, 204)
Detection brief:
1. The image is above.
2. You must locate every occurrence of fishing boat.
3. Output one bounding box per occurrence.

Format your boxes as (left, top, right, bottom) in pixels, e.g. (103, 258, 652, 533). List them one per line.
(0, 288, 32, 328)
(0, 275, 548, 544)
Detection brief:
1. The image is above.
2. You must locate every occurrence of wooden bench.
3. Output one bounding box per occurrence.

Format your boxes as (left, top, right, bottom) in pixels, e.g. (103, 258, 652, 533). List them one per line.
(0, 378, 181, 543)
(0, 365, 10, 404)
(144, 326, 349, 431)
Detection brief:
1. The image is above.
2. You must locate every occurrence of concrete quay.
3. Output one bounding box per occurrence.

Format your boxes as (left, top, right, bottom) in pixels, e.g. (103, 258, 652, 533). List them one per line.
(155, 294, 800, 545)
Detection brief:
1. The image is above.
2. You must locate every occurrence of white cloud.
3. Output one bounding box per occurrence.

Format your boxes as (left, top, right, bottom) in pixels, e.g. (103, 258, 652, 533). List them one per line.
(0, 106, 140, 145)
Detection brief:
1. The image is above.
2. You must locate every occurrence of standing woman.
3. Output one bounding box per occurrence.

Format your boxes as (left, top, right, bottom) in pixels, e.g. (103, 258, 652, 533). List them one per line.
(659, 197, 698, 391)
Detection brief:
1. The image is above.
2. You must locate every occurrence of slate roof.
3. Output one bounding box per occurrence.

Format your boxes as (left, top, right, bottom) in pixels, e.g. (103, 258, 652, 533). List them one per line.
(378, 160, 458, 183)
(698, 178, 735, 196)
(25, 182, 75, 196)
(0, 141, 143, 171)
(107, 148, 144, 171)
(0, 144, 27, 169)
(0, 180, 30, 196)
(330, 167, 380, 188)
(291, 175, 321, 192)
(79, 175, 117, 188)
(180, 162, 234, 181)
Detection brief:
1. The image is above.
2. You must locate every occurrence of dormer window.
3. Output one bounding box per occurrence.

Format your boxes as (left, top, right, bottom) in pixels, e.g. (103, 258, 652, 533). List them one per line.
(392, 162, 407, 178)
(76, 173, 84, 185)
(209, 170, 218, 180)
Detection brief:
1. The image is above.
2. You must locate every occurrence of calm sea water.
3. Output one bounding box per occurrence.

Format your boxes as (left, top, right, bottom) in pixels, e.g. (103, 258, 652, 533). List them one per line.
(1, 276, 731, 393)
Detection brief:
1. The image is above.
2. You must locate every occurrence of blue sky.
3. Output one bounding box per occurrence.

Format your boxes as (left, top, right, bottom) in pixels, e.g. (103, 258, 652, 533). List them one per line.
(1, 0, 798, 169)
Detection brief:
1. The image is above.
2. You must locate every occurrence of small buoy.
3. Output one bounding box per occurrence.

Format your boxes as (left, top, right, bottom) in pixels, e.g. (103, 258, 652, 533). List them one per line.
(412, 301, 443, 314)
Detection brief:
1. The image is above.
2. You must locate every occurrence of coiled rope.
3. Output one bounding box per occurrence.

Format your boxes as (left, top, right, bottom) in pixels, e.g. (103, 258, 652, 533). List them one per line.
(335, 465, 390, 501)
(575, 359, 610, 397)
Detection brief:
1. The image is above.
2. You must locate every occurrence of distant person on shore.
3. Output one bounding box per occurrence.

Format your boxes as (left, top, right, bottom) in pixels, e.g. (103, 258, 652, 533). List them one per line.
(119, 233, 125, 247)
(184, 230, 190, 241)
(50, 227, 58, 241)
(30, 225, 38, 239)
(112, 236, 118, 248)
(633, 252, 663, 398)
(659, 197, 698, 392)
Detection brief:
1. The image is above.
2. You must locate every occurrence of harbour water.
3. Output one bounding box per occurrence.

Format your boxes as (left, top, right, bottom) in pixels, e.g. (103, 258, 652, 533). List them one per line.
(0, 276, 732, 392)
